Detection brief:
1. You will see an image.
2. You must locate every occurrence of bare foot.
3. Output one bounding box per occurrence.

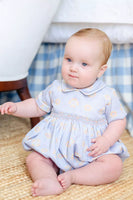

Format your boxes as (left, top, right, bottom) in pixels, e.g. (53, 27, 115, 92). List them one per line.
(31, 177, 64, 196)
(58, 171, 73, 190)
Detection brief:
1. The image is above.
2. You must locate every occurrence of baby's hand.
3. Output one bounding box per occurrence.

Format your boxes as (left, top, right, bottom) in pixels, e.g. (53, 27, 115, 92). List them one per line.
(0, 102, 17, 115)
(87, 136, 110, 157)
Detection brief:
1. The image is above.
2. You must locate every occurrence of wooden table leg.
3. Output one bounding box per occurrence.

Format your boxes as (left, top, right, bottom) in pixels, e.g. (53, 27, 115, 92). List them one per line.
(17, 84, 40, 128)
(0, 78, 40, 128)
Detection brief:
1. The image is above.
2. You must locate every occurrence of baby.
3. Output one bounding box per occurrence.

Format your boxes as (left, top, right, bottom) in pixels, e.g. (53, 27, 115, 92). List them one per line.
(0, 28, 129, 197)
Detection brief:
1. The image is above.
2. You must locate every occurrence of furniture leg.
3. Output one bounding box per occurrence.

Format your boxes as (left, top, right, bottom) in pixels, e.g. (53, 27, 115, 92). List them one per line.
(0, 78, 40, 128)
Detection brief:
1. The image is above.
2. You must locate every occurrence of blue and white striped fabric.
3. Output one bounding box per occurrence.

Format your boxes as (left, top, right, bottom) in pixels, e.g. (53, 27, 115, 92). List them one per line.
(102, 44, 133, 137)
(0, 43, 133, 136)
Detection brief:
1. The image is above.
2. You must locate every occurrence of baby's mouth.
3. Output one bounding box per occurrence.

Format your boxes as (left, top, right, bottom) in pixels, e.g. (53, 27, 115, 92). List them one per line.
(68, 74, 78, 79)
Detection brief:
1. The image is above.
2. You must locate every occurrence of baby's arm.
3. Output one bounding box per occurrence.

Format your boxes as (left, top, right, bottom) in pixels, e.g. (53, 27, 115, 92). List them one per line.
(0, 98, 46, 118)
(88, 118, 126, 157)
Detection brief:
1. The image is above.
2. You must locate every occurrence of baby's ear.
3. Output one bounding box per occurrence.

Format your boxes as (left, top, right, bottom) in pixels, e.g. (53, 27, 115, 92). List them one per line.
(97, 64, 107, 78)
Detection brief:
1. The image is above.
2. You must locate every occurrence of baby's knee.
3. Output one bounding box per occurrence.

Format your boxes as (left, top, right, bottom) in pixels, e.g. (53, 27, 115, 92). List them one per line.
(111, 155, 122, 170)
(105, 155, 123, 181)
(26, 151, 42, 166)
(26, 151, 54, 168)
(112, 155, 123, 176)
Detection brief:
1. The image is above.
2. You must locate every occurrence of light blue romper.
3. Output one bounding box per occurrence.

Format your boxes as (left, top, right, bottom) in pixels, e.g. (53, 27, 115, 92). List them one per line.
(23, 79, 129, 171)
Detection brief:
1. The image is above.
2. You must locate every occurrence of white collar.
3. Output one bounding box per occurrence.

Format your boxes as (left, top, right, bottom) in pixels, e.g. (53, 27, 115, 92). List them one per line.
(61, 79, 106, 96)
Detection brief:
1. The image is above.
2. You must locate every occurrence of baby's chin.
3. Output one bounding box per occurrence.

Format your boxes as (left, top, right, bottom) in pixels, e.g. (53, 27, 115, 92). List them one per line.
(63, 77, 94, 89)
(65, 80, 80, 89)
(66, 81, 92, 89)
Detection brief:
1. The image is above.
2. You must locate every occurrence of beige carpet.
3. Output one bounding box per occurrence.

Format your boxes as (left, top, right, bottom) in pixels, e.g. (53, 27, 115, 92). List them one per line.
(0, 115, 133, 200)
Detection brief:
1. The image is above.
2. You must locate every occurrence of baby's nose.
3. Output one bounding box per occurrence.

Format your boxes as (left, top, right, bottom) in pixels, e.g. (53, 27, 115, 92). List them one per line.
(70, 63, 78, 71)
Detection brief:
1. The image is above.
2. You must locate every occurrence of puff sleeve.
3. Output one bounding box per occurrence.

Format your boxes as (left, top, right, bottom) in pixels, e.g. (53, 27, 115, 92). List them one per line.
(36, 84, 53, 113)
(105, 88, 127, 124)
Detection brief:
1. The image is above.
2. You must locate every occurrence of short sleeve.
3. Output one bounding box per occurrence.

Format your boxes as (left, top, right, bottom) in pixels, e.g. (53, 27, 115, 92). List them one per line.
(105, 88, 127, 123)
(36, 84, 53, 113)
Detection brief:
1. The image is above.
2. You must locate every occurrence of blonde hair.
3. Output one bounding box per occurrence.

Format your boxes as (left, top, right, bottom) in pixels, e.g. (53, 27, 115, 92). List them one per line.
(71, 28, 112, 65)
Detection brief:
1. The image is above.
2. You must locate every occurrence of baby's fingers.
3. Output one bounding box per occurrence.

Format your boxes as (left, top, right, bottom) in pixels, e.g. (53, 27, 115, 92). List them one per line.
(88, 147, 98, 157)
(91, 138, 96, 143)
(0, 103, 15, 115)
(87, 143, 96, 152)
(0, 107, 5, 115)
(1, 105, 9, 114)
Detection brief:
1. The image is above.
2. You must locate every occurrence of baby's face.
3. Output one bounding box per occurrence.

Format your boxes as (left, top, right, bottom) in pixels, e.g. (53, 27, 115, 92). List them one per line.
(62, 36, 106, 89)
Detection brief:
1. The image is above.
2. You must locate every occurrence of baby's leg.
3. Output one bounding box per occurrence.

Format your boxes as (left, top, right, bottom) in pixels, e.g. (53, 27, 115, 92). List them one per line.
(26, 151, 63, 196)
(58, 154, 122, 190)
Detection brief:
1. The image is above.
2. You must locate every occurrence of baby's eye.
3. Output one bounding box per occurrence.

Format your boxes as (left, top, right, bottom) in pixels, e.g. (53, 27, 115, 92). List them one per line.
(67, 58, 72, 62)
(82, 62, 87, 66)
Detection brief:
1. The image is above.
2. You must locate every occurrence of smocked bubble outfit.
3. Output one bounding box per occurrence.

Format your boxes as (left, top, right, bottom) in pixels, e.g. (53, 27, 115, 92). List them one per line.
(23, 79, 129, 171)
